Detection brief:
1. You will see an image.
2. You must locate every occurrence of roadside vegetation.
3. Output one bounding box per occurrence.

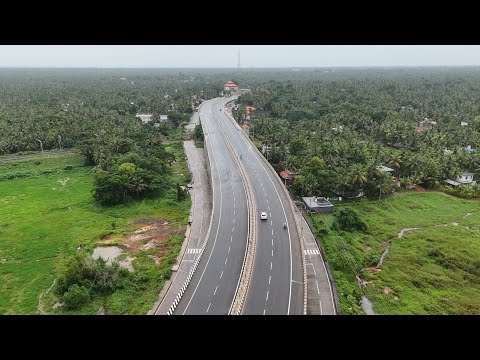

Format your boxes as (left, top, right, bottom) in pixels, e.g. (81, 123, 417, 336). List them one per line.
(0, 69, 212, 314)
(235, 68, 480, 199)
(0, 154, 191, 314)
(228, 68, 480, 314)
(193, 121, 204, 148)
(309, 192, 480, 314)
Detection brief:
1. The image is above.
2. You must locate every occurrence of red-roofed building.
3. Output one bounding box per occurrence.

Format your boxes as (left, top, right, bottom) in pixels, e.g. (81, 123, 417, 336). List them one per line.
(241, 123, 249, 135)
(224, 81, 239, 94)
(242, 124, 249, 129)
(279, 169, 299, 186)
(245, 106, 256, 115)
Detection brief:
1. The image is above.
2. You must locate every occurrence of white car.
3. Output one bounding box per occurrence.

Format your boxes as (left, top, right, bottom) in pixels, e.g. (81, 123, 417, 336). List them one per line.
(260, 212, 268, 220)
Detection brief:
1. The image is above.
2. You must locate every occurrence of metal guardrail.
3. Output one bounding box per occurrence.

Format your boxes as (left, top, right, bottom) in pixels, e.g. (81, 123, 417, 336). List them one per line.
(224, 110, 308, 315)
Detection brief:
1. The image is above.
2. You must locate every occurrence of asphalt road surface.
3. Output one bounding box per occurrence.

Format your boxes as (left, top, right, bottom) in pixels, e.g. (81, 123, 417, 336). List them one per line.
(173, 97, 304, 315)
(173, 99, 248, 315)
(217, 98, 304, 315)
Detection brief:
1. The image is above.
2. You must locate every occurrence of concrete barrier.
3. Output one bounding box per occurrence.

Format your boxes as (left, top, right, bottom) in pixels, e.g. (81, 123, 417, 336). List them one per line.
(215, 111, 256, 315)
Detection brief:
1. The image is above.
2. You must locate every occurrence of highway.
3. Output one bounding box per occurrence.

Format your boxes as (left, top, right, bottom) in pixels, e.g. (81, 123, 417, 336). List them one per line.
(170, 96, 305, 315)
(217, 98, 304, 315)
(172, 99, 249, 314)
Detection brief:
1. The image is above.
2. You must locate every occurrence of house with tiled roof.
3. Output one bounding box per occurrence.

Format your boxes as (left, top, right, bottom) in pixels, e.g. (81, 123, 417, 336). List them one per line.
(224, 81, 239, 94)
(279, 169, 299, 186)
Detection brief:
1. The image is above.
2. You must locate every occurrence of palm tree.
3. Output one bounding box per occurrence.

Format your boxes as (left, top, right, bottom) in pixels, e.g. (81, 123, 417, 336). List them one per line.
(378, 176, 393, 200)
(388, 155, 403, 178)
(366, 163, 383, 181)
(348, 165, 367, 196)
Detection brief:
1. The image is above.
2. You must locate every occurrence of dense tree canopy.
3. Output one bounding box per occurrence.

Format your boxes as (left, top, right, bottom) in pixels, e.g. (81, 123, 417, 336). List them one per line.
(233, 67, 480, 198)
(0, 68, 225, 204)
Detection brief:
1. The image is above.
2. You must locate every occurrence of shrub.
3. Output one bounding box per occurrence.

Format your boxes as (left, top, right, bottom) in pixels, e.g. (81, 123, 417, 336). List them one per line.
(64, 165, 74, 170)
(332, 208, 367, 232)
(63, 284, 91, 310)
(82, 257, 129, 294)
(55, 254, 84, 295)
(443, 185, 480, 199)
(55, 253, 130, 308)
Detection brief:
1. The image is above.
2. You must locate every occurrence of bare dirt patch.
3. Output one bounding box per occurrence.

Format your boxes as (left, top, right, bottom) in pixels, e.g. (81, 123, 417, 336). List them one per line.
(119, 256, 136, 272)
(415, 185, 427, 192)
(121, 220, 184, 253)
(92, 219, 186, 275)
(356, 275, 373, 287)
(53, 302, 64, 309)
(92, 246, 123, 263)
(364, 267, 382, 275)
(384, 286, 393, 294)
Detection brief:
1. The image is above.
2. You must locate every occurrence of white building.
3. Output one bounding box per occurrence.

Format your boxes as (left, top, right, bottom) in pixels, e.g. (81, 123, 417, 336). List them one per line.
(136, 114, 153, 124)
(377, 165, 395, 173)
(444, 172, 476, 187)
(457, 172, 476, 185)
(159, 115, 168, 122)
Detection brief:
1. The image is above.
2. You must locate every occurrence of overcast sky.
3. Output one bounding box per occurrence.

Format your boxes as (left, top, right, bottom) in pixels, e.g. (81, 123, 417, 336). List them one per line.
(1, 45, 480, 68)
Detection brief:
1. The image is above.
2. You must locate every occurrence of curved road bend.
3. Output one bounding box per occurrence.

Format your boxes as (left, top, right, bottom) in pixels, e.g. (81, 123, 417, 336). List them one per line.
(214, 98, 304, 315)
(173, 99, 248, 315)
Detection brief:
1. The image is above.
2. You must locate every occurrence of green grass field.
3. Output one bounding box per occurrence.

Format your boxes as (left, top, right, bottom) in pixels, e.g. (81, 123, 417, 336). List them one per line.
(0, 153, 85, 181)
(310, 192, 480, 314)
(0, 152, 191, 314)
